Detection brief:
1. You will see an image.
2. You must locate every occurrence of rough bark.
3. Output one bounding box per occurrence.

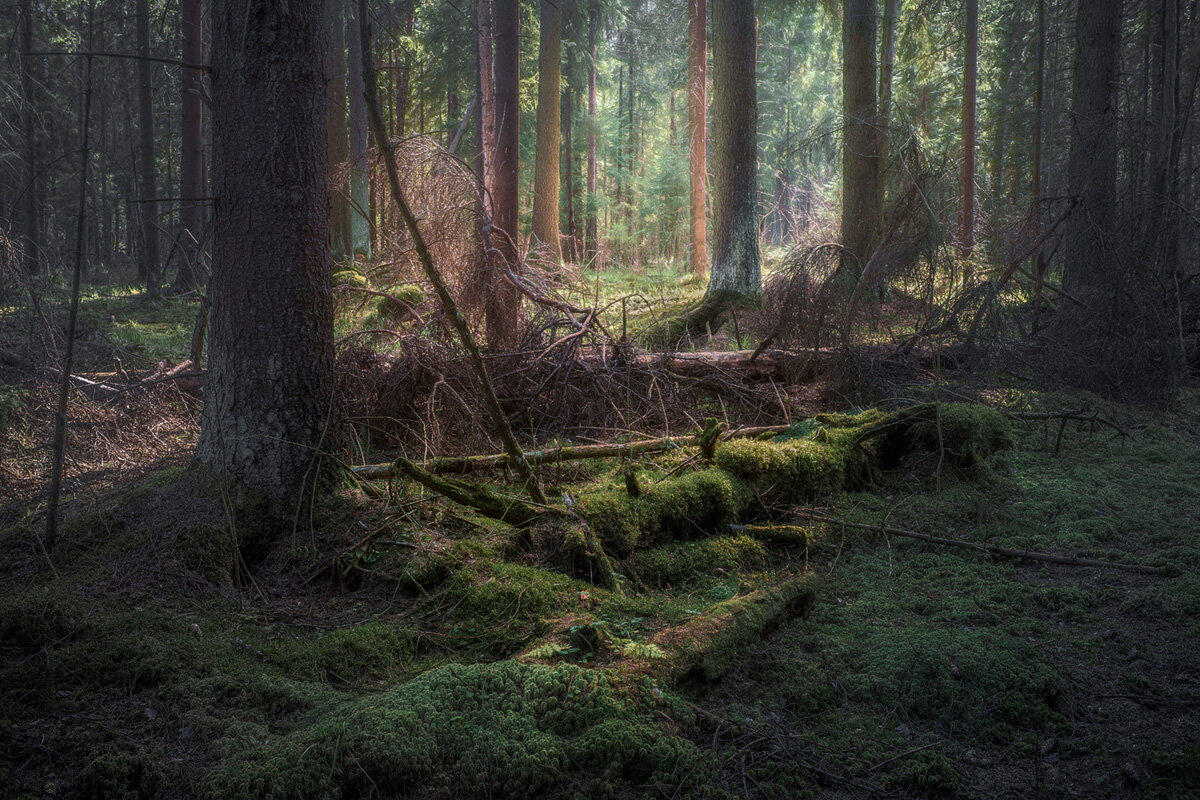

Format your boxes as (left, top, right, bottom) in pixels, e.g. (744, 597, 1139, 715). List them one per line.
(195, 0, 337, 541)
(1063, 0, 1123, 305)
(688, 0, 708, 280)
(177, 0, 204, 290)
(531, 0, 564, 263)
(841, 0, 879, 280)
(959, 0, 978, 259)
(18, 0, 39, 276)
(136, 0, 160, 294)
(707, 0, 760, 303)
(488, 0, 523, 350)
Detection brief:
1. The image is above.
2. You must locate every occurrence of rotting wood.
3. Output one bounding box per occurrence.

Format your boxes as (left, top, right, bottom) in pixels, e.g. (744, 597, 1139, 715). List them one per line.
(353, 423, 795, 480)
(801, 511, 1164, 575)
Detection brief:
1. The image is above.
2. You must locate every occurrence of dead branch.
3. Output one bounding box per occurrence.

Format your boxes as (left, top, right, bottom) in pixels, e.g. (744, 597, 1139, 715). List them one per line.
(800, 511, 1163, 575)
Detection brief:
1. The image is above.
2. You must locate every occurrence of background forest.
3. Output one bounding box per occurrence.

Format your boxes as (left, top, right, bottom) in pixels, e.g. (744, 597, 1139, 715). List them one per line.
(1, 0, 1198, 798)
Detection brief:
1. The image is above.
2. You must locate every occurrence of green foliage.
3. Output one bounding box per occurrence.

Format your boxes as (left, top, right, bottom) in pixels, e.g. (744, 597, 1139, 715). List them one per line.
(0, 383, 27, 435)
(204, 662, 710, 800)
(376, 285, 424, 319)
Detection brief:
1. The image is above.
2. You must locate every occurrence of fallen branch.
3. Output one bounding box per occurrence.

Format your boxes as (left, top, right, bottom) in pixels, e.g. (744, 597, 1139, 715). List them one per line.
(800, 511, 1163, 575)
(728, 523, 809, 547)
(353, 423, 796, 479)
(390, 455, 545, 526)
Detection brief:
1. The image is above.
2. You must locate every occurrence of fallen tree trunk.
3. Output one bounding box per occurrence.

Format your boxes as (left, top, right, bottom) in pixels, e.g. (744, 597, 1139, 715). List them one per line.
(353, 423, 796, 479)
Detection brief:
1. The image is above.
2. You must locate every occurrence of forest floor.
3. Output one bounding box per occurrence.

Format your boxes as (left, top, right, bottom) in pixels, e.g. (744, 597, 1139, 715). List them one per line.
(0, 279, 1197, 799)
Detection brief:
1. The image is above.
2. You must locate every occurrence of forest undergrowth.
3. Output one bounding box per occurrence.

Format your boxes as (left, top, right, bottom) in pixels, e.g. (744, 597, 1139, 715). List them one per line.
(0, 273, 1197, 799)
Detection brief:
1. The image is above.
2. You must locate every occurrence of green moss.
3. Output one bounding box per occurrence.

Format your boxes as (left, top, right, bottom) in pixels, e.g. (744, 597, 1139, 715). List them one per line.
(714, 437, 849, 500)
(578, 468, 753, 556)
(628, 535, 769, 589)
(76, 745, 165, 800)
(332, 269, 367, 288)
(254, 621, 419, 685)
(873, 403, 1014, 472)
(204, 662, 709, 800)
(376, 285, 424, 319)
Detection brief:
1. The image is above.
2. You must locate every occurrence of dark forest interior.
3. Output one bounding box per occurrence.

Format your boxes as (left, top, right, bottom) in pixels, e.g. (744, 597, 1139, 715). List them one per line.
(1, 0, 1198, 797)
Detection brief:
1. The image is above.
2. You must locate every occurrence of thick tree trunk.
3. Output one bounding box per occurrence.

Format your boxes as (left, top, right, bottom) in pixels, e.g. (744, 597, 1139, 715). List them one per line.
(346, 0, 372, 258)
(707, 0, 760, 303)
(488, 0, 522, 350)
(841, 0, 880, 282)
(531, 0, 563, 263)
(136, 0, 161, 295)
(177, 0, 204, 290)
(688, 0, 708, 280)
(196, 0, 336, 541)
(1064, 0, 1123, 305)
(18, 0, 39, 276)
(326, 1, 351, 256)
(959, 0, 978, 259)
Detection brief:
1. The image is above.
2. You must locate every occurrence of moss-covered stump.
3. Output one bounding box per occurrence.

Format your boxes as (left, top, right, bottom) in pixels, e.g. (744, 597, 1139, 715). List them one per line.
(376, 285, 424, 320)
(638, 575, 820, 687)
(855, 402, 1014, 471)
(204, 661, 710, 800)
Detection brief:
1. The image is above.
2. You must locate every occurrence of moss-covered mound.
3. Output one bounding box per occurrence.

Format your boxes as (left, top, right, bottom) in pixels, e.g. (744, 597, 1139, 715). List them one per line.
(205, 661, 709, 800)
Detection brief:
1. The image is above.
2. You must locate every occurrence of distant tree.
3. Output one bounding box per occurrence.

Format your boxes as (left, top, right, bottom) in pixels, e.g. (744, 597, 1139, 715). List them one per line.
(18, 0, 39, 276)
(488, 0, 522, 350)
(688, 0, 707, 280)
(176, 0, 204, 290)
(346, 0, 371, 257)
(531, 0, 563, 263)
(136, 0, 160, 294)
(1064, 0, 1122, 306)
(959, 0, 978, 259)
(706, 0, 759, 304)
(476, 0, 496, 200)
(194, 0, 336, 541)
(585, 0, 598, 263)
(326, 0, 351, 256)
(841, 0, 880, 283)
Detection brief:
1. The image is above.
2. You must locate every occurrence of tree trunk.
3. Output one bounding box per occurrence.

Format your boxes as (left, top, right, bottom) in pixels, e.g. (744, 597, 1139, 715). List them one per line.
(959, 0, 978, 259)
(706, 0, 760, 303)
(326, 1, 351, 256)
(688, 0, 709, 280)
(18, 0, 40, 276)
(177, 0, 204, 290)
(1064, 0, 1123, 306)
(196, 0, 337, 545)
(346, 0, 372, 258)
(476, 0, 496, 201)
(564, 36, 579, 264)
(488, 0, 522, 350)
(841, 0, 880, 282)
(136, 0, 161, 295)
(531, 0, 563, 263)
(586, 0, 598, 263)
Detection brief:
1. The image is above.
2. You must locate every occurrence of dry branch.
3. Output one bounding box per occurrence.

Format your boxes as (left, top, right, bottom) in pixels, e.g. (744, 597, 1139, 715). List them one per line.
(802, 512, 1163, 575)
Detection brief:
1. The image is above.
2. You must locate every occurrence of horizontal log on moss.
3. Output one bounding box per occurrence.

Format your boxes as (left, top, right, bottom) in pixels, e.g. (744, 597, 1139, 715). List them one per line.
(728, 522, 810, 546)
(576, 348, 836, 381)
(353, 424, 796, 480)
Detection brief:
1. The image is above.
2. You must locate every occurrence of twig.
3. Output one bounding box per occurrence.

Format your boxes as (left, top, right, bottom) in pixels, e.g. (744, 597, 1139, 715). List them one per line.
(798, 511, 1163, 575)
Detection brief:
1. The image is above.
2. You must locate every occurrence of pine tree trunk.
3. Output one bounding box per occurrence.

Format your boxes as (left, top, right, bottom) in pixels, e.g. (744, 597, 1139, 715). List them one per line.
(196, 0, 337, 544)
(707, 0, 760, 302)
(841, 0, 880, 282)
(136, 0, 160, 295)
(531, 0, 563, 263)
(326, 1, 351, 256)
(346, 0, 372, 258)
(564, 38, 578, 264)
(18, 0, 40, 276)
(688, 0, 709, 280)
(488, 0, 522, 350)
(177, 0, 204, 290)
(1064, 0, 1123, 304)
(585, 0, 598, 263)
(959, 0, 978, 259)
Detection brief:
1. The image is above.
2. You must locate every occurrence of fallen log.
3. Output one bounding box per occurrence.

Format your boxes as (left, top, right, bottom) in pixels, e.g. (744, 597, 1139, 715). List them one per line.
(352, 423, 796, 480)
(577, 347, 837, 382)
(801, 511, 1164, 575)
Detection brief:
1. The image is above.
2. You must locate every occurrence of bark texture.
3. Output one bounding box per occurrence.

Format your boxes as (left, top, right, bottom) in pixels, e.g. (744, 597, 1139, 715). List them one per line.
(688, 0, 708, 280)
(196, 0, 336, 532)
(531, 0, 563, 263)
(707, 0, 760, 302)
(1064, 0, 1123, 303)
(841, 0, 879, 278)
(488, 0, 523, 350)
